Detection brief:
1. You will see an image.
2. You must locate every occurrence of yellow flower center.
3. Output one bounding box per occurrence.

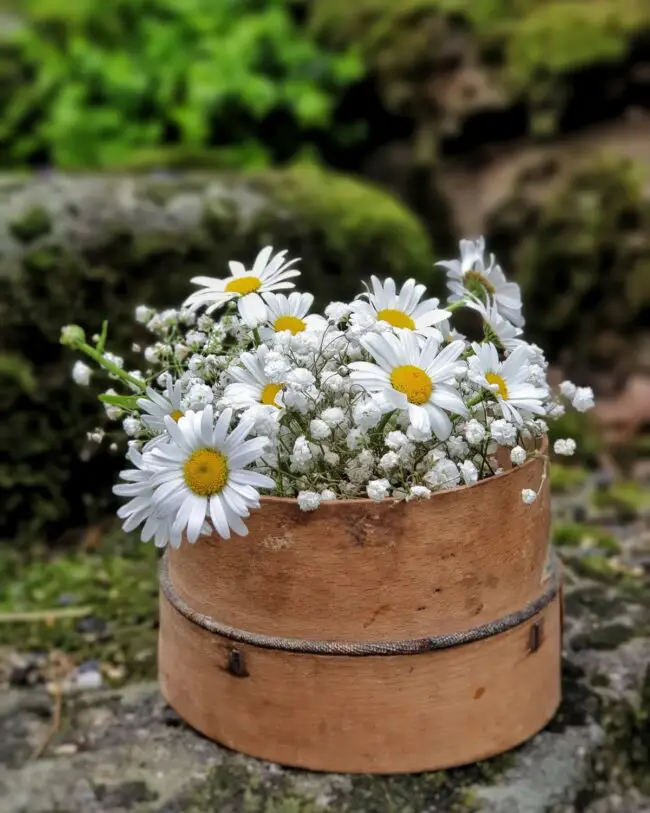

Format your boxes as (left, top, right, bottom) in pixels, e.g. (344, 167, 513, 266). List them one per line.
(486, 372, 509, 400)
(260, 383, 282, 407)
(170, 409, 184, 422)
(390, 365, 433, 405)
(464, 270, 495, 300)
(273, 315, 306, 335)
(183, 449, 229, 497)
(225, 276, 262, 296)
(376, 308, 416, 330)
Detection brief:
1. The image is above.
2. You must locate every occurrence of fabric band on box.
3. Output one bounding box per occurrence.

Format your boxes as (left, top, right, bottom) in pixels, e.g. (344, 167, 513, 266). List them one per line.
(159, 549, 559, 657)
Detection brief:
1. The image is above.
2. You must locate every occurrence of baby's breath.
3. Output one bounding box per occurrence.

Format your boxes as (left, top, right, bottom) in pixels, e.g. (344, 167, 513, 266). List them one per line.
(64, 239, 594, 540)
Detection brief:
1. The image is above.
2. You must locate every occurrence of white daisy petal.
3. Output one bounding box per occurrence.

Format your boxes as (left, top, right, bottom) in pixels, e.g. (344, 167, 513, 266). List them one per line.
(351, 331, 469, 438)
(209, 495, 231, 540)
(114, 404, 270, 548)
(352, 276, 449, 338)
(183, 247, 301, 316)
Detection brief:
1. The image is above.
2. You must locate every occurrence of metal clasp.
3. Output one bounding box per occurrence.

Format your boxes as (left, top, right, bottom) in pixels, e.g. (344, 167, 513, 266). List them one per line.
(227, 648, 249, 677)
(528, 620, 544, 653)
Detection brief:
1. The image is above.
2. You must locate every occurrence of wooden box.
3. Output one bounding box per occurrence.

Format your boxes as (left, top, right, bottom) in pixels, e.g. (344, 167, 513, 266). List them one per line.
(158, 455, 561, 773)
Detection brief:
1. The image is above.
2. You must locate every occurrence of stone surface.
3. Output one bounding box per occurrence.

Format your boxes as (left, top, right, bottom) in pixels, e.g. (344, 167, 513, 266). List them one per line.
(1, 479, 650, 812)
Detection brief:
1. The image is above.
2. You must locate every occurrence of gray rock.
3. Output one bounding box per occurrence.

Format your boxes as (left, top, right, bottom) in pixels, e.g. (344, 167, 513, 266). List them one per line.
(1, 537, 649, 812)
(470, 724, 605, 813)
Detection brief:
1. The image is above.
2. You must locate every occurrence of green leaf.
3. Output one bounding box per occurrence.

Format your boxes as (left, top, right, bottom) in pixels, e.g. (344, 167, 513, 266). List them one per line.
(98, 393, 141, 410)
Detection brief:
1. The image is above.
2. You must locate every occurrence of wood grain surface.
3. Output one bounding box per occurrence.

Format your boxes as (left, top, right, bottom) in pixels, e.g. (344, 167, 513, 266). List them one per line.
(159, 590, 561, 773)
(167, 456, 551, 641)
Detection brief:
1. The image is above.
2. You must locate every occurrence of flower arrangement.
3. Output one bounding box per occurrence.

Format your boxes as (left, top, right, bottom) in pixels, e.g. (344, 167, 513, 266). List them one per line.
(61, 238, 594, 549)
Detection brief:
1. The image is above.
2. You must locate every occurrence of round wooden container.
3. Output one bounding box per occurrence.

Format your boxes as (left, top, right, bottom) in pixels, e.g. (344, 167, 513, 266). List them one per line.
(158, 455, 562, 773)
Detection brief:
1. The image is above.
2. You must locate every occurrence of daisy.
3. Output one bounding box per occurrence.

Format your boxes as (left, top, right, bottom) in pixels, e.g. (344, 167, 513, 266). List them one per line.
(437, 237, 524, 327)
(351, 276, 450, 338)
(468, 342, 548, 425)
(349, 332, 468, 440)
(137, 375, 184, 436)
(465, 295, 525, 353)
(183, 246, 301, 324)
(223, 345, 285, 410)
(113, 448, 211, 548)
(259, 292, 326, 341)
(148, 406, 274, 542)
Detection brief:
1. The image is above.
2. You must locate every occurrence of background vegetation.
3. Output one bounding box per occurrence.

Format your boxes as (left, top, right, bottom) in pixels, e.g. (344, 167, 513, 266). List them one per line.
(0, 0, 363, 169)
(1, 0, 650, 544)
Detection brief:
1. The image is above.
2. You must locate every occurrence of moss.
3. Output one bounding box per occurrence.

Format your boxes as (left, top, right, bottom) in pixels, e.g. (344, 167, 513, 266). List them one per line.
(247, 163, 434, 305)
(569, 554, 621, 585)
(0, 169, 432, 545)
(8, 204, 52, 243)
(549, 411, 603, 463)
(564, 584, 632, 620)
(184, 763, 324, 813)
(184, 752, 515, 812)
(0, 527, 159, 682)
(552, 522, 620, 553)
(586, 671, 650, 798)
(545, 659, 601, 733)
(309, 1, 650, 135)
(334, 754, 515, 812)
(109, 146, 262, 173)
(571, 623, 636, 652)
(489, 156, 650, 377)
(504, 1, 649, 87)
(550, 463, 590, 493)
(592, 481, 650, 517)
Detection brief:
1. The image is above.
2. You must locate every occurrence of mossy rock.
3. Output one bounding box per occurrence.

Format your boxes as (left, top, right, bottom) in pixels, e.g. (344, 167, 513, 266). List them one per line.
(550, 463, 590, 493)
(488, 156, 650, 378)
(591, 480, 650, 518)
(0, 168, 433, 545)
(0, 528, 160, 682)
(552, 522, 620, 553)
(309, 1, 650, 134)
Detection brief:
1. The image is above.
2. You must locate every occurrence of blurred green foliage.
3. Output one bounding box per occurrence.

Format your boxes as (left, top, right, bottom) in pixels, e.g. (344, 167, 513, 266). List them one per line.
(310, 0, 650, 137)
(0, 0, 363, 168)
(0, 529, 160, 680)
(311, 0, 647, 82)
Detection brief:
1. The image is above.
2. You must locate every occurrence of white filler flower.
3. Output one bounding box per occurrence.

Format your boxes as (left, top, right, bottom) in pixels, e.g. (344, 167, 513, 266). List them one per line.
(469, 342, 547, 425)
(72, 361, 92, 386)
(437, 237, 524, 326)
(350, 332, 468, 440)
(183, 246, 301, 323)
(223, 346, 285, 409)
(510, 446, 527, 465)
(351, 276, 450, 337)
(148, 406, 274, 542)
(553, 438, 577, 456)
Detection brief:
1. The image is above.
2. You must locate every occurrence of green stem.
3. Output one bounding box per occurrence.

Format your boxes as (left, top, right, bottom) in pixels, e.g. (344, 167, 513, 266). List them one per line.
(78, 343, 146, 391)
(466, 393, 486, 409)
(252, 328, 261, 347)
(446, 300, 466, 313)
(374, 410, 394, 436)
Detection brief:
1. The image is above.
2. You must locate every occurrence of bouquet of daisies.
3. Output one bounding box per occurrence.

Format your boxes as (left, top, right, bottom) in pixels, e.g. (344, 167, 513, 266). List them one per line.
(61, 238, 594, 549)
